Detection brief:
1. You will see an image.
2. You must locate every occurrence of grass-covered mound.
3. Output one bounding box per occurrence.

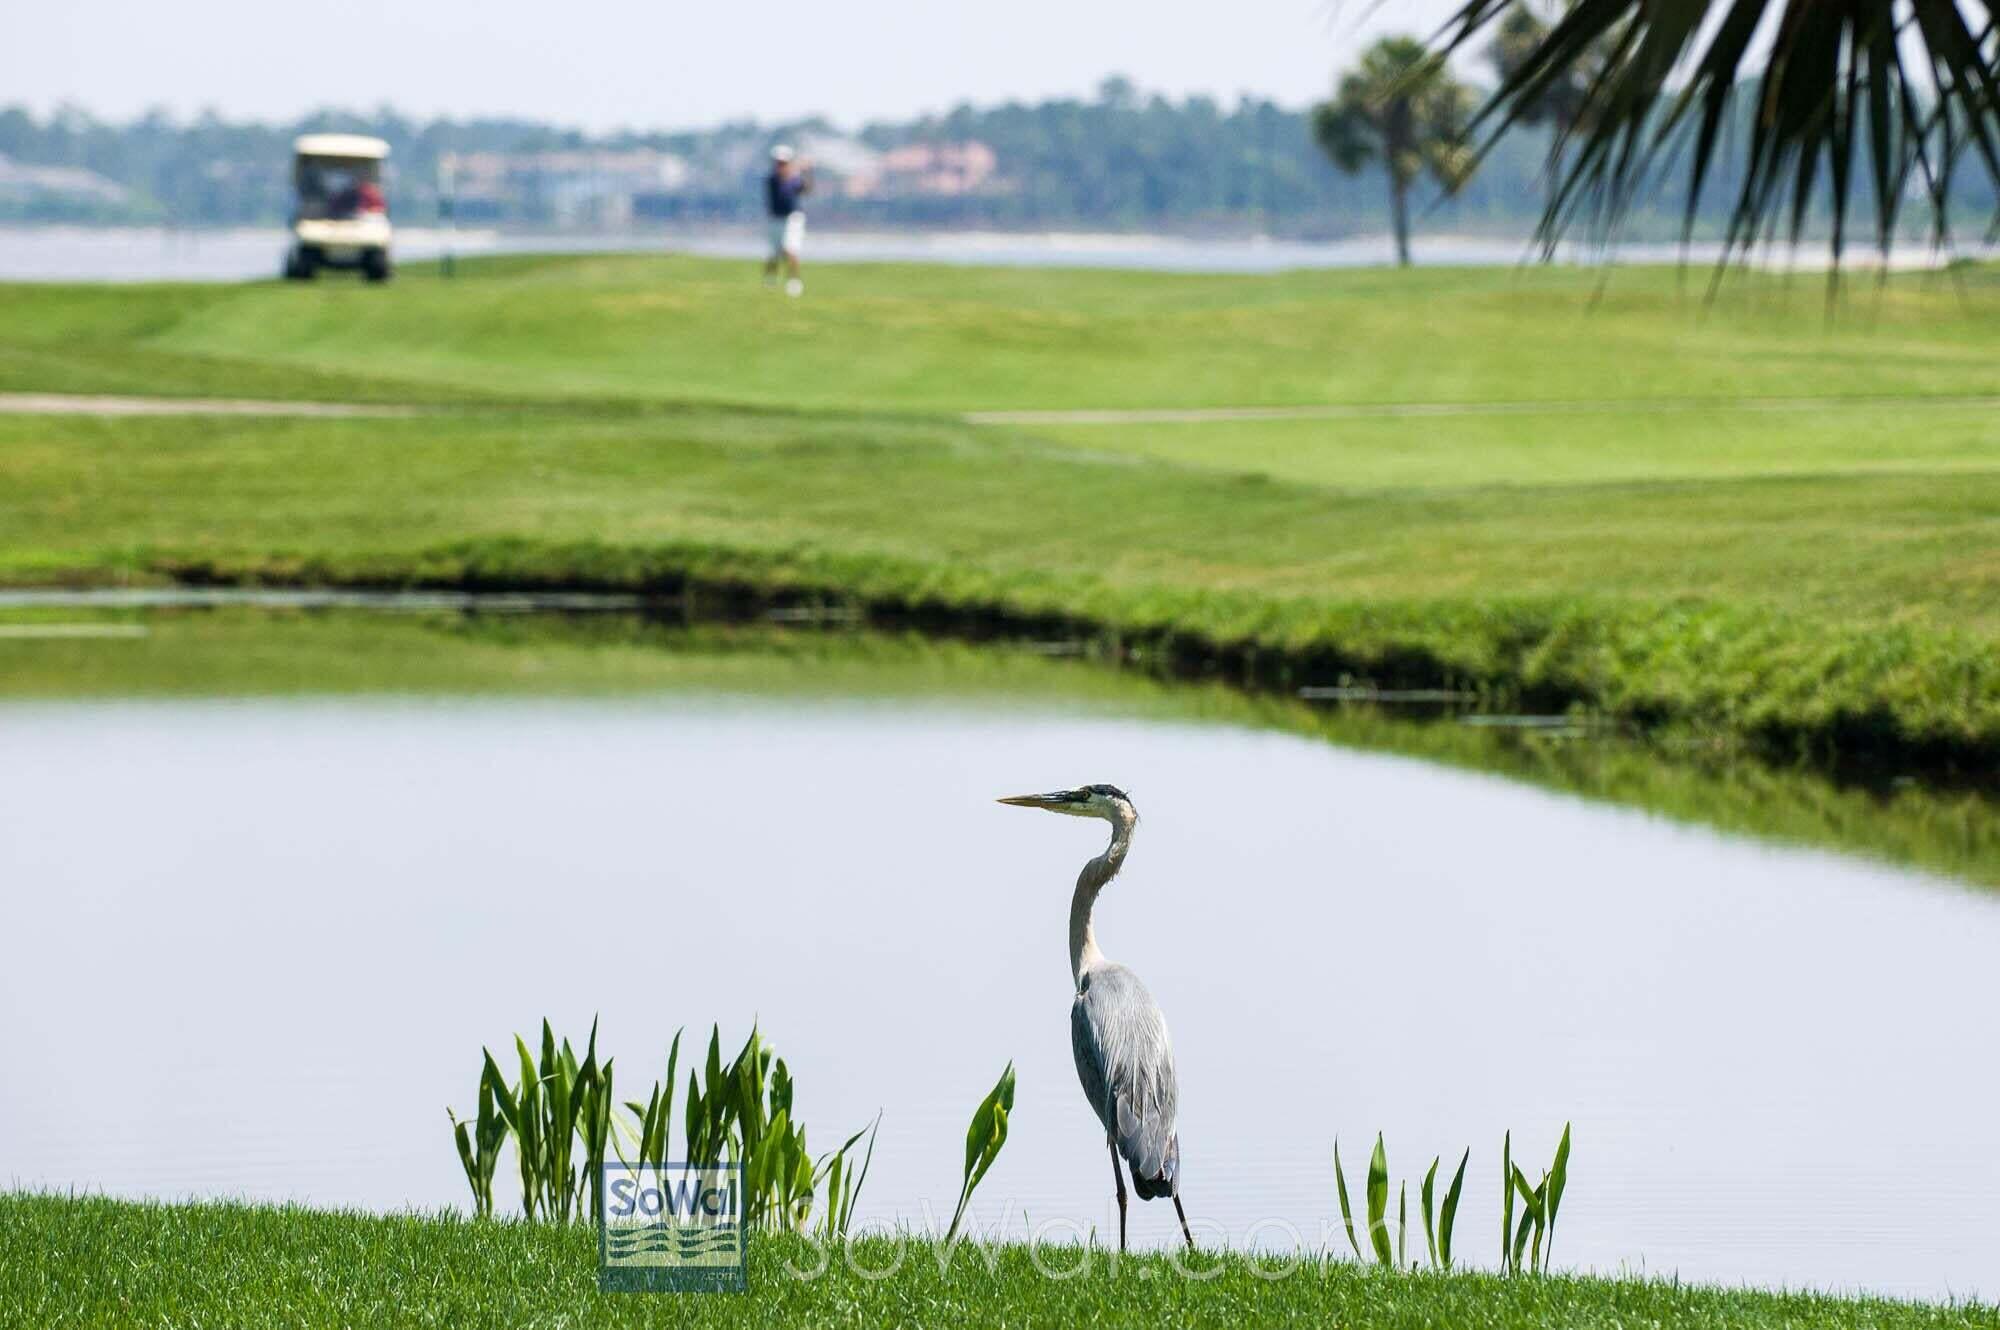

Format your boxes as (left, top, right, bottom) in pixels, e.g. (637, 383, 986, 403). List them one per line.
(4, 1194, 1990, 1330)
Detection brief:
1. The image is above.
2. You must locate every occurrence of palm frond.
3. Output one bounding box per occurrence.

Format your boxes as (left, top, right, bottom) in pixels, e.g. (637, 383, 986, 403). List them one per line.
(1442, 0, 2000, 261)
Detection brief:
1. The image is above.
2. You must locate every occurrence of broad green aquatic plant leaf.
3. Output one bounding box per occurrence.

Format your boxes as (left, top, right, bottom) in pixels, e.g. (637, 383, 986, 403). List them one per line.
(746, 1108, 788, 1211)
(1366, 1133, 1393, 1267)
(729, 1027, 769, 1160)
(948, 1061, 1016, 1244)
(1420, 1156, 1440, 1269)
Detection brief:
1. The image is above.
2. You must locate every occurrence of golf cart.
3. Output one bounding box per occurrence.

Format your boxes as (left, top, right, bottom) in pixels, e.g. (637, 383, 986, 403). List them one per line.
(284, 134, 392, 281)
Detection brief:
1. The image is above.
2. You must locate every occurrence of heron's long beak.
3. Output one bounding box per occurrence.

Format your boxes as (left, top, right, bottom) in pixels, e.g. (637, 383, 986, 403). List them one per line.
(998, 791, 1078, 810)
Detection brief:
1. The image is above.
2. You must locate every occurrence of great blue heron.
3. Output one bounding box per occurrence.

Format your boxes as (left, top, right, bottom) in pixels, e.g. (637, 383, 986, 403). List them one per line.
(999, 783, 1194, 1253)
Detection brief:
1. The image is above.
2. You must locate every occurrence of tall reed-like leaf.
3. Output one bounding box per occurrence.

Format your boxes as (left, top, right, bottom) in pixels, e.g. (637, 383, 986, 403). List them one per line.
(1334, 1139, 1363, 1261)
(448, 1109, 481, 1215)
(1530, 1171, 1548, 1273)
(620, 1024, 684, 1160)
(744, 1106, 788, 1226)
(513, 1037, 543, 1222)
(817, 1112, 881, 1241)
(683, 1069, 706, 1168)
(574, 1022, 614, 1223)
(447, 1051, 513, 1219)
(1544, 1123, 1572, 1273)
(1440, 1147, 1469, 1271)
(684, 1025, 731, 1169)
(541, 1023, 579, 1224)
(1500, 1129, 1514, 1274)
(820, 1152, 845, 1239)
(1397, 1179, 1408, 1270)
(622, 1031, 679, 1170)
(1511, 1164, 1543, 1274)
(847, 1113, 879, 1227)
(622, 1083, 660, 1170)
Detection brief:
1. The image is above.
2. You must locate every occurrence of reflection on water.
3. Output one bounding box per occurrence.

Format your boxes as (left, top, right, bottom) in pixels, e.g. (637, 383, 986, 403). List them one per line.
(2, 611, 1998, 1302)
(5, 606, 1997, 888)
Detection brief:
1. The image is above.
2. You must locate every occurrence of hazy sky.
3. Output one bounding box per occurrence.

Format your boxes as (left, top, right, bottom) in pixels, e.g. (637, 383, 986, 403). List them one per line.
(5, 0, 1472, 130)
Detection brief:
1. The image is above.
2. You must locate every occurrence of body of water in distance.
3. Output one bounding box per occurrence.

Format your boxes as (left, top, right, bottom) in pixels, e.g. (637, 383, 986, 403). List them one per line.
(3, 224, 1990, 282)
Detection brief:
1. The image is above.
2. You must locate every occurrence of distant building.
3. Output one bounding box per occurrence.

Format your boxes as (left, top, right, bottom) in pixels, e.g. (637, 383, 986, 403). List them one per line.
(443, 148, 690, 226)
(846, 142, 999, 199)
(426, 136, 1002, 225)
(0, 154, 129, 206)
(791, 133, 882, 193)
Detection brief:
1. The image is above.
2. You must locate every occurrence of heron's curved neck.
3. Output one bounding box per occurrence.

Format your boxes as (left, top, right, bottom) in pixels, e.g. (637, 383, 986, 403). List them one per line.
(1070, 811, 1135, 988)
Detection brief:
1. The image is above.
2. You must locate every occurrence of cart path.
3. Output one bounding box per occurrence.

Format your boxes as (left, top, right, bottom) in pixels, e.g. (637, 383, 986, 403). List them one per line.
(964, 393, 2000, 426)
(0, 393, 422, 418)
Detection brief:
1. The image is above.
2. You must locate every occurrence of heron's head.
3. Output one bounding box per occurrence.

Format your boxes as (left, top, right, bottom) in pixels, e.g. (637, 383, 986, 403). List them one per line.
(997, 784, 1137, 826)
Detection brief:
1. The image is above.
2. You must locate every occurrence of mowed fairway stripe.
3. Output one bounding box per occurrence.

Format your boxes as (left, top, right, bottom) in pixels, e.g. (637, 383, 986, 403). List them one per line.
(0, 393, 420, 418)
(965, 394, 2000, 426)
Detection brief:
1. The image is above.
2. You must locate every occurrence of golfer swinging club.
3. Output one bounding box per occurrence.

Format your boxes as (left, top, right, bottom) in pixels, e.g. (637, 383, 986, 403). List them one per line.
(763, 144, 811, 297)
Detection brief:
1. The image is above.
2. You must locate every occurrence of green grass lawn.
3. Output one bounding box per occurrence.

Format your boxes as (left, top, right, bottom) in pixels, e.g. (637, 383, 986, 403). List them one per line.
(1, 255, 1995, 769)
(9, 256, 1998, 410)
(1030, 401, 2000, 490)
(4, 1195, 1991, 1330)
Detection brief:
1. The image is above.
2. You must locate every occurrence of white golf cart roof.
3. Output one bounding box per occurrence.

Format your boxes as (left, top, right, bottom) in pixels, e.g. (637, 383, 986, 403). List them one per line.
(293, 134, 390, 160)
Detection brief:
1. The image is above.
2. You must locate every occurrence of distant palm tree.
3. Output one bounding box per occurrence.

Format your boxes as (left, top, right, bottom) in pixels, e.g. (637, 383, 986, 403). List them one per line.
(1442, 0, 2000, 261)
(1313, 37, 1475, 266)
(1484, 5, 1616, 142)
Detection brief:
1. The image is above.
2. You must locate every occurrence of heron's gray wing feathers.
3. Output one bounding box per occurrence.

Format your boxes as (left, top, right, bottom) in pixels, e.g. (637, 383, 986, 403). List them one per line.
(1071, 963, 1180, 1195)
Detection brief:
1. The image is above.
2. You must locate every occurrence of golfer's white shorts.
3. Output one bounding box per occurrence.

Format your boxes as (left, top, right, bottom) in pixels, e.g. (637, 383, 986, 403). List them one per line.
(770, 212, 805, 257)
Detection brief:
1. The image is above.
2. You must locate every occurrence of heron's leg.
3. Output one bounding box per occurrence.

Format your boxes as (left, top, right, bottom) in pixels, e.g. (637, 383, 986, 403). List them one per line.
(1108, 1139, 1128, 1253)
(1172, 1192, 1194, 1250)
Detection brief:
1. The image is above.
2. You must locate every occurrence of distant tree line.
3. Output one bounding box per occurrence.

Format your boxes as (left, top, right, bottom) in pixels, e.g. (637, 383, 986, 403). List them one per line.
(0, 105, 643, 228)
(2, 57, 1987, 246)
(0, 86, 1560, 237)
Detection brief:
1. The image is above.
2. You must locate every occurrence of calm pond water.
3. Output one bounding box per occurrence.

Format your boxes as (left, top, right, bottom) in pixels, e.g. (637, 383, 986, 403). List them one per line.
(2, 689, 1997, 1300)
(7, 224, 1991, 282)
